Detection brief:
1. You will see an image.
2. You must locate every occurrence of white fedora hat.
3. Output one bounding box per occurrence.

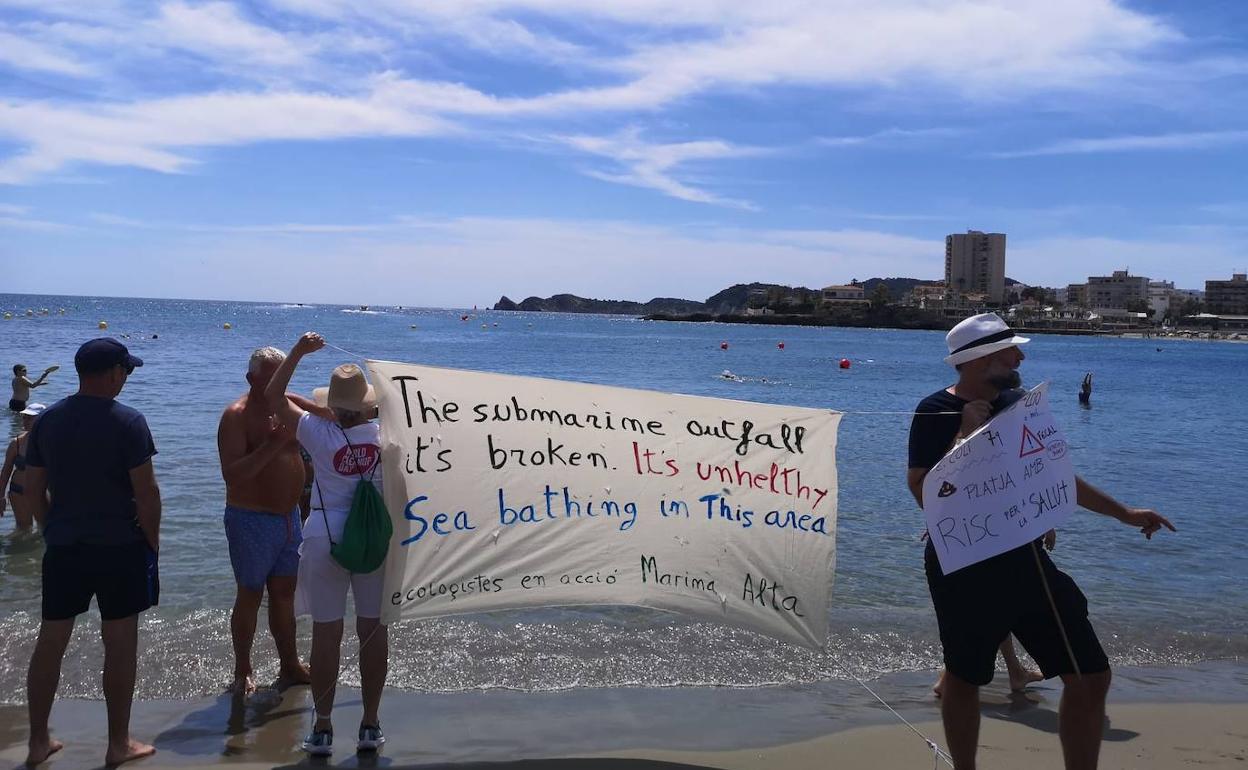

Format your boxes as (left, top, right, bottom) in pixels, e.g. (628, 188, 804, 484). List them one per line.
(313, 363, 378, 412)
(944, 313, 1029, 367)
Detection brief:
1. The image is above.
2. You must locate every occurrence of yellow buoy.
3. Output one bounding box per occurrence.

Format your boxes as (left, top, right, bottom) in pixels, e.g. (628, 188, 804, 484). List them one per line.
(223, 322, 232, 330)
(98, 320, 108, 329)
(3, 312, 12, 320)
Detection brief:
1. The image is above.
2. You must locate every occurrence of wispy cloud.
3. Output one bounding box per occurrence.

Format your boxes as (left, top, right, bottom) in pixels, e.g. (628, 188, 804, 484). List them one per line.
(87, 211, 419, 234)
(0, 202, 70, 230)
(817, 127, 963, 149)
(0, 28, 94, 77)
(991, 130, 1248, 158)
(554, 128, 769, 209)
(147, 1, 314, 70)
(0, 91, 451, 183)
(0, 0, 1212, 189)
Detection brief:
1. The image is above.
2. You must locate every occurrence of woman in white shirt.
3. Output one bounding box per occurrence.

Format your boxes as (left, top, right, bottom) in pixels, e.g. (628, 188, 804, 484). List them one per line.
(266, 332, 387, 757)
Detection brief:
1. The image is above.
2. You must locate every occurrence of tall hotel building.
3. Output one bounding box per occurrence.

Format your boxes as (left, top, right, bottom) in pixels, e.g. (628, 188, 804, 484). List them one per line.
(945, 230, 1006, 305)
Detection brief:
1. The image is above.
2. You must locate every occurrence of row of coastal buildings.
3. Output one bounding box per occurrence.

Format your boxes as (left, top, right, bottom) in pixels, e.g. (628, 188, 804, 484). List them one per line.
(872, 230, 1247, 331)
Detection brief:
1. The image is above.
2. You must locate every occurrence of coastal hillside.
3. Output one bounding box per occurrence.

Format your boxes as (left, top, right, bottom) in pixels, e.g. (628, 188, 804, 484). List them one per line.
(493, 278, 947, 315)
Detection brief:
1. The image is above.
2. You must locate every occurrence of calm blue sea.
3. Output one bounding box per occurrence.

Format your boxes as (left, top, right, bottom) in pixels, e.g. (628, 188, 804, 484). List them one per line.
(1, 293, 1244, 702)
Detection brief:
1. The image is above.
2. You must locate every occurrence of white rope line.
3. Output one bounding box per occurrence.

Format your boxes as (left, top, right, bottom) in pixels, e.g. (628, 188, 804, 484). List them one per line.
(836, 662, 955, 767)
(323, 341, 370, 360)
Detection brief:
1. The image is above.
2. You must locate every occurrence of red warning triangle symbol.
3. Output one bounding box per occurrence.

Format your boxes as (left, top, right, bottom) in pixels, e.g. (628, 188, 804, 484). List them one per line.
(1019, 424, 1046, 458)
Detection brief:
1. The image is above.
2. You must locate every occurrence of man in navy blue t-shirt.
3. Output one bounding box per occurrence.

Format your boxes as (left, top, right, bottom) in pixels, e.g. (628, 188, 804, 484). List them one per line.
(23, 337, 162, 768)
(906, 313, 1175, 770)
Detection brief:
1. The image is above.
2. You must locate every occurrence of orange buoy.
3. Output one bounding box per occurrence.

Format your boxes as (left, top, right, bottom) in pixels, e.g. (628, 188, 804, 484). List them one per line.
(777, 342, 785, 350)
(720, 341, 729, 350)
(839, 358, 851, 369)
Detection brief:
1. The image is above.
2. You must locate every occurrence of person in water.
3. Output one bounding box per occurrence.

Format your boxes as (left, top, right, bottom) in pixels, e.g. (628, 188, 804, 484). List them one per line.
(217, 346, 320, 695)
(1, 403, 47, 531)
(24, 338, 162, 768)
(10, 364, 56, 412)
(265, 332, 389, 757)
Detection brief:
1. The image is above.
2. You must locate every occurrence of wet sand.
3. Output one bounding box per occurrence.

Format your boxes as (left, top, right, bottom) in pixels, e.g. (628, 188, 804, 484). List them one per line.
(2, 663, 1246, 769)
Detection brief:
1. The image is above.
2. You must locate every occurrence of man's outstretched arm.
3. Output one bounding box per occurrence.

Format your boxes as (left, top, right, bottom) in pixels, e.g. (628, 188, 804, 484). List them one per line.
(264, 332, 325, 428)
(1075, 476, 1176, 539)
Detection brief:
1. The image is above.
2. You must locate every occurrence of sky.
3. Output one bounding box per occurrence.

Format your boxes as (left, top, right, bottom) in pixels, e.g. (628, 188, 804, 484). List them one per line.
(1, 0, 1247, 307)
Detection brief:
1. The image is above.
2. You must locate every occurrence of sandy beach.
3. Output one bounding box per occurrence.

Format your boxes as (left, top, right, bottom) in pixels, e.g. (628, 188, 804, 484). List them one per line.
(2, 663, 1245, 769)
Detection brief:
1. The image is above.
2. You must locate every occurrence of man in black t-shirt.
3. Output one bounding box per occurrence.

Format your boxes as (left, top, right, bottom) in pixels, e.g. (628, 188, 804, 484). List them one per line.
(906, 313, 1175, 770)
(23, 338, 162, 768)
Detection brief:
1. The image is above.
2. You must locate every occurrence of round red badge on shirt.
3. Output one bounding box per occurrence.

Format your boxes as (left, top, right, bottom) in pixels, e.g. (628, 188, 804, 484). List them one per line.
(333, 444, 379, 475)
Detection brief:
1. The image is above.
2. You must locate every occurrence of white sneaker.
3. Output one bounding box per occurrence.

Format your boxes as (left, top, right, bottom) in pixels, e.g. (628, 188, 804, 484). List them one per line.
(302, 728, 333, 756)
(357, 723, 385, 752)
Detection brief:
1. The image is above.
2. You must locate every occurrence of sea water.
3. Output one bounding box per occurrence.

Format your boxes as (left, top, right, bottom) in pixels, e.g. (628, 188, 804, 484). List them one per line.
(1, 294, 1244, 702)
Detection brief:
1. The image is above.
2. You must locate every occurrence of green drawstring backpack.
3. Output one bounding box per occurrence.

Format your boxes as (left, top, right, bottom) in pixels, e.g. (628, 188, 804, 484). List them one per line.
(317, 427, 392, 574)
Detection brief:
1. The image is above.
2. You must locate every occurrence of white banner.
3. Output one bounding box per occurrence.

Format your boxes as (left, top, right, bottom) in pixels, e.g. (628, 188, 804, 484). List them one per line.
(922, 382, 1076, 575)
(367, 361, 841, 649)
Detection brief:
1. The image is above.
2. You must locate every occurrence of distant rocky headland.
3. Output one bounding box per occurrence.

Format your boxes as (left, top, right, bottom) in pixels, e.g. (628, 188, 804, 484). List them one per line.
(492, 279, 951, 329)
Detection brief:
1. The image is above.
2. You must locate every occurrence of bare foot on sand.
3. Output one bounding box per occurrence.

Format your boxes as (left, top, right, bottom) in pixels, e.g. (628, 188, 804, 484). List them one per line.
(275, 662, 312, 690)
(24, 736, 64, 766)
(229, 674, 256, 696)
(105, 738, 155, 767)
(1008, 668, 1044, 691)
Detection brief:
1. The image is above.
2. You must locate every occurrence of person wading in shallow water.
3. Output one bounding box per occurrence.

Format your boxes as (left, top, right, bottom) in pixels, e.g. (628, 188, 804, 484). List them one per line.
(265, 332, 389, 757)
(1, 402, 48, 532)
(907, 313, 1175, 770)
(24, 338, 161, 768)
(10, 363, 56, 413)
(217, 346, 326, 695)
(1079, 372, 1093, 406)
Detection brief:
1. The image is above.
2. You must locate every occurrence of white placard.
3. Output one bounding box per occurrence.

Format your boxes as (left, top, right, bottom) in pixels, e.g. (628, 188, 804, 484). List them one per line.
(367, 361, 841, 649)
(922, 382, 1076, 575)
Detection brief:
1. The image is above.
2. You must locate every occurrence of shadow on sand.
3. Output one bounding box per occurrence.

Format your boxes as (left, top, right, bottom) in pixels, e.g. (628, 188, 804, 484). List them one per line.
(980, 689, 1139, 743)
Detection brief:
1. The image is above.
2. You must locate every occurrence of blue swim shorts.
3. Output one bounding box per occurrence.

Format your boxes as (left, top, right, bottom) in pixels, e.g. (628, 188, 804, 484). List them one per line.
(223, 505, 303, 592)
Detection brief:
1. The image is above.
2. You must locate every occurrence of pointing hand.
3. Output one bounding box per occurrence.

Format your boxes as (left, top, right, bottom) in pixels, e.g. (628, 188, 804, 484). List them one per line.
(1119, 508, 1176, 540)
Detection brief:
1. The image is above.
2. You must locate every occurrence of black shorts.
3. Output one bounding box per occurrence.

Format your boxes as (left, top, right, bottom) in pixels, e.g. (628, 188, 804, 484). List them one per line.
(8, 399, 25, 412)
(42, 541, 160, 621)
(925, 540, 1109, 686)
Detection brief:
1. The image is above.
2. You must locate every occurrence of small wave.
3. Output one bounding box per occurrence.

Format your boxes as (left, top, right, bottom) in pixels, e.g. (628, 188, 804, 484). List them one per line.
(341, 309, 386, 315)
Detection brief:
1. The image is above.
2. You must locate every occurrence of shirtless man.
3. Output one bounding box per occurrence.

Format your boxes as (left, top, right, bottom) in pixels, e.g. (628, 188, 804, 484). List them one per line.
(10, 364, 56, 412)
(217, 347, 322, 694)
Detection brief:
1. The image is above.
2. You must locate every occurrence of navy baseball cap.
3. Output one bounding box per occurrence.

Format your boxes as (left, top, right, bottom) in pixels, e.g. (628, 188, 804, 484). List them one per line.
(74, 338, 144, 375)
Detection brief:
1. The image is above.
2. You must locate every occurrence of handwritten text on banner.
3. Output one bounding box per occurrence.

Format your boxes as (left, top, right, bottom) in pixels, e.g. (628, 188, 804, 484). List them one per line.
(922, 382, 1076, 575)
(367, 361, 842, 649)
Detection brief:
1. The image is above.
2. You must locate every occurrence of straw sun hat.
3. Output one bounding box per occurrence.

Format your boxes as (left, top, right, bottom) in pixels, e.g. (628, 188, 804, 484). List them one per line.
(313, 364, 378, 412)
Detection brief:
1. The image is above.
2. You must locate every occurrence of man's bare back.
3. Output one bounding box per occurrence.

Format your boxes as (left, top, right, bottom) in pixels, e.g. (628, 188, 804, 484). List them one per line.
(218, 391, 306, 513)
